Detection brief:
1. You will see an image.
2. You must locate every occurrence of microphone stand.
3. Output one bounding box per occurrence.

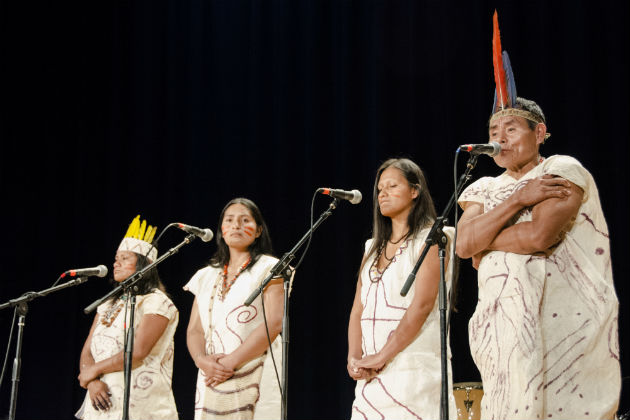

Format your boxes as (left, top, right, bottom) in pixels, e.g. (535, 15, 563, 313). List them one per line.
(244, 198, 340, 420)
(83, 233, 197, 420)
(0, 276, 91, 420)
(399, 154, 479, 420)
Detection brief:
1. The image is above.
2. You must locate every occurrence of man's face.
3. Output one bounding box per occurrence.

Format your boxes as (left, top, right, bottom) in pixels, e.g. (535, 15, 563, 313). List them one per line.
(489, 115, 544, 173)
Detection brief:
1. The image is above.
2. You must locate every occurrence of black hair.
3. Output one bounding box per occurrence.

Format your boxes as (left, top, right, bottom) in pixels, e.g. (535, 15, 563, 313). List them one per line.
(516, 97, 546, 130)
(132, 253, 165, 294)
(209, 197, 274, 270)
(361, 158, 460, 311)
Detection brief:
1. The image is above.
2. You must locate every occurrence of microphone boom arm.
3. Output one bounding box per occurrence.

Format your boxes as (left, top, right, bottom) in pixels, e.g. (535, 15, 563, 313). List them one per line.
(244, 198, 339, 305)
(0, 276, 92, 420)
(243, 196, 340, 420)
(400, 153, 478, 296)
(83, 233, 198, 314)
(0, 277, 90, 311)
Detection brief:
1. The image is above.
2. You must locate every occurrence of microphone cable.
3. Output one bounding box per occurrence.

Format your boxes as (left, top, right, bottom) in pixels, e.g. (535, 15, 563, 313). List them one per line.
(0, 306, 18, 391)
(260, 188, 319, 398)
(292, 189, 319, 272)
(259, 279, 283, 397)
(447, 149, 462, 329)
(50, 274, 65, 288)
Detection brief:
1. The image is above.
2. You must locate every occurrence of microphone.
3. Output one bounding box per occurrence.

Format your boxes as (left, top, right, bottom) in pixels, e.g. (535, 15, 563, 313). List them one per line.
(176, 223, 214, 242)
(458, 142, 501, 157)
(317, 188, 362, 204)
(61, 264, 108, 278)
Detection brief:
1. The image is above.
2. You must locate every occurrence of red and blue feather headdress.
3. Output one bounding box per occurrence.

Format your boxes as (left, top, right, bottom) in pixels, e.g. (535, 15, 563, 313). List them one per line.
(490, 9, 549, 140)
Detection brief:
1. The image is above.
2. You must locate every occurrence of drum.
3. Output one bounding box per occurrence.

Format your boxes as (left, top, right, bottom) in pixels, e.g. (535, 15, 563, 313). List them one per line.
(453, 382, 483, 420)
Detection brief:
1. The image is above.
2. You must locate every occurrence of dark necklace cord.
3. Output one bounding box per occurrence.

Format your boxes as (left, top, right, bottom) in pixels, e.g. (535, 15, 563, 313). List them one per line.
(369, 245, 395, 283)
(387, 231, 409, 245)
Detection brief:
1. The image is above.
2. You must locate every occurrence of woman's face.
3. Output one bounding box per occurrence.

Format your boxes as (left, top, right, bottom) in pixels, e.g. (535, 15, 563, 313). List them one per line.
(377, 167, 419, 220)
(113, 250, 138, 282)
(221, 203, 262, 252)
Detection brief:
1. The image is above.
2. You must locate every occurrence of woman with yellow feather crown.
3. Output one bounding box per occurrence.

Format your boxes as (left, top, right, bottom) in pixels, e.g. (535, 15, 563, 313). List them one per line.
(75, 215, 179, 419)
(456, 11, 621, 420)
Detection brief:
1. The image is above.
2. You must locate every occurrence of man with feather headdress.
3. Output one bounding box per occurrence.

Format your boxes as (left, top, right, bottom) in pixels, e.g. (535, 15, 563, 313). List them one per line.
(455, 11, 621, 420)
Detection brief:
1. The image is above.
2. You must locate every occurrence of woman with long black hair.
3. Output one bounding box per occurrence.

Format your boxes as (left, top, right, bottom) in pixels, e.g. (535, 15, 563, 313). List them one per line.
(185, 198, 287, 420)
(347, 158, 457, 419)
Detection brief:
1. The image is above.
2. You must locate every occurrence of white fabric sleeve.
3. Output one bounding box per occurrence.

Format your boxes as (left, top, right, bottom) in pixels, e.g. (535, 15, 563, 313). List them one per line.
(541, 155, 590, 200)
(458, 176, 492, 208)
(183, 267, 207, 296)
(140, 291, 178, 321)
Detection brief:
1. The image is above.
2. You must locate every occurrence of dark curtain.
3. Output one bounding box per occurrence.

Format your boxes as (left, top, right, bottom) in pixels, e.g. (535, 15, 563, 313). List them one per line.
(0, 1, 627, 418)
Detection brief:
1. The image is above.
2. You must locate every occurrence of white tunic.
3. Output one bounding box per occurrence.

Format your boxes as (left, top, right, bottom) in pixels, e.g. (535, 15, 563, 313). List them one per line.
(184, 255, 283, 420)
(351, 228, 457, 420)
(458, 155, 620, 419)
(76, 289, 179, 420)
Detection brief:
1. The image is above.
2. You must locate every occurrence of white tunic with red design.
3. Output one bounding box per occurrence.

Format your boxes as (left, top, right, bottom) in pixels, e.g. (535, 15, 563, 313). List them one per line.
(351, 228, 457, 420)
(184, 255, 282, 420)
(458, 155, 620, 419)
(76, 289, 179, 420)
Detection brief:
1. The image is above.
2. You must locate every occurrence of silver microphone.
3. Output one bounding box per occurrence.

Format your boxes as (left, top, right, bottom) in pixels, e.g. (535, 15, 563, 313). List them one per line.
(317, 188, 362, 204)
(176, 223, 214, 242)
(62, 265, 108, 278)
(458, 142, 501, 157)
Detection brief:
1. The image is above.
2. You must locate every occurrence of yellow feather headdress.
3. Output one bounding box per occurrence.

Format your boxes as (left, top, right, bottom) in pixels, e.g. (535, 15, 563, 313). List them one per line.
(118, 215, 158, 262)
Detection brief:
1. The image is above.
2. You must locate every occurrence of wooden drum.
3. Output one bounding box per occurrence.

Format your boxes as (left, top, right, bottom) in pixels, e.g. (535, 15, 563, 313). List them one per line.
(453, 382, 483, 420)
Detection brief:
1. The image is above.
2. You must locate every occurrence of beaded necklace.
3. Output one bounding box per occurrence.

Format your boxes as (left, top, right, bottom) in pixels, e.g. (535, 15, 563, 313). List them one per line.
(368, 239, 410, 283)
(383, 231, 409, 261)
(382, 245, 396, 262)
(369, 245, 394, 283)
(100, 297, 126, 327)
(219, 256, 252, 301)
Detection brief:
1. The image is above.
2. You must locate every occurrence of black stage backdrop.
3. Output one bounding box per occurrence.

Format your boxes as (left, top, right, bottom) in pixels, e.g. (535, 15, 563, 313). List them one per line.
(0, 1, 628, 419)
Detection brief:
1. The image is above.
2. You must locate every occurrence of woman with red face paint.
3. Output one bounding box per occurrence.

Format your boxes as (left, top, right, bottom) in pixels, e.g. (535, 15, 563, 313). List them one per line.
(75, 216, 179, 420)
(347, 158, 457, 419)
(184, 198, 287, 420)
